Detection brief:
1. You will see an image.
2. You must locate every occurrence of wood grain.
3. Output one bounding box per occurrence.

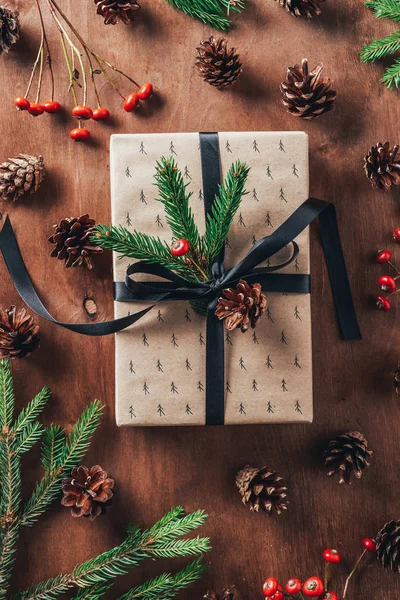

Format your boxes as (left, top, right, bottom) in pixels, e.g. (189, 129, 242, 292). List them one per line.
(0, 1, 399, 598)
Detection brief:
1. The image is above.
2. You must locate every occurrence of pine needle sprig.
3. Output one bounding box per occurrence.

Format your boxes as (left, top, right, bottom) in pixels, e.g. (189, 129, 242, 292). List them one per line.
(365, 0, 400, 21)
(381, 56, 400, 87)
(154, 157, 201, 256)
(165, 0, 247, 31)
(360, 30, 400, 61)
(203, 161, 250, 264)
(145, 509, 208, 546)
(13, 422, 44, 457)
(0, 526, 20, 600)
(0, 360, 15, 430)
(12, 387, 51, 438)
(40, 425, 65, 474)
(149, 537, 211, 559)
(71, 584, 113, 600)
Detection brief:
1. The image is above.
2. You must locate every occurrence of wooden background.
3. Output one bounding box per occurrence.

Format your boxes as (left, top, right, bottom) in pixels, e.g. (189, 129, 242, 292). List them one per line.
(0, 1, 399, 598)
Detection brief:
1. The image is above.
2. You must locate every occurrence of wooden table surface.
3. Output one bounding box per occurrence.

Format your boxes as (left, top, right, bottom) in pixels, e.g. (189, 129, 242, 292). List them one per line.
(1, 1, 399, 598)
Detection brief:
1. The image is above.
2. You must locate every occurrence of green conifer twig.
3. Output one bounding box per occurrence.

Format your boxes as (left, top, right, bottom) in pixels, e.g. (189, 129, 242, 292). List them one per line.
(165, 0, 247, 31)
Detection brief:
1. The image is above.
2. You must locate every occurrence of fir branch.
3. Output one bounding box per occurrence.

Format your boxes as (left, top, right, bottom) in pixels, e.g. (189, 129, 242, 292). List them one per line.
(92, 225, 197, 281)
(12, 387, 51, 438)
(0, 525, 19, 600)
(382, 56, 400, 87)
(13, 422, 44, 457)
(70, 583, 112, 600)
(40, 425, 65, 473)
(202, 161, 250, 264)
(154, 157, 201, 254)
(0, 435, 21, 519)
(360, 30, 400, 61)
(15, 574, 71, 600)
(146, 509, 208, 546)
(0, 360, 15, 430)
(365, 0, 400, 21)
(165, 0, 247, 30)
(118, 557, 207, 600)
(149, 537, 211, 559)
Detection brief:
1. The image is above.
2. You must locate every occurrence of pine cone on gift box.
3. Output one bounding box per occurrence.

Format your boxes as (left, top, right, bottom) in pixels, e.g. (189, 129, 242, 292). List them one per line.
(94, 0, 140, 25)
(276, 0, 326, 18)
(196, 36, 242, 89)
(324, 431, 372, 484)
(376, 520, 400, 573)
(280, 58, 336, 120)
(0, 306, 40, 360)
(0, 154, 45, 202)
(236, 465, 289, 515)
(364, 142, 400, 191)
(215, 280, 267, 333)
(61, 465, 114, 520)
(48, 214, 103, 269)
(0, 7, 20, 56)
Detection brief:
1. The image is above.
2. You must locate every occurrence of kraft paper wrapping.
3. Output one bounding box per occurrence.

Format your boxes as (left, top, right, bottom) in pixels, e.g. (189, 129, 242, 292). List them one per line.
(111, 131, 312, 426)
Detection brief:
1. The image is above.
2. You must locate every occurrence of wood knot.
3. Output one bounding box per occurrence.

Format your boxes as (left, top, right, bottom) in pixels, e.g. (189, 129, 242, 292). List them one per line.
(83, 297, 97, 318)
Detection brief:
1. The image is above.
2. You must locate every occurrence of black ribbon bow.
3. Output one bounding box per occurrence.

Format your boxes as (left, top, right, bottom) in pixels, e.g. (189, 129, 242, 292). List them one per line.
(0, 132, 361, 425)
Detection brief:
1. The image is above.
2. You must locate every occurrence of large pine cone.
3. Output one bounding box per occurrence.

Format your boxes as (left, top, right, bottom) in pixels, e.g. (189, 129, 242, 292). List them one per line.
(61, 465, 114, 520)
(276, 0, 326, 18)
(364, 142, 400, 192)
(376, 520, 400, 573)
(215, 280, 267, 332)
(0, 154, 45, 202)
(49, 215, 103, 269)
(280, 58, 336, 120)
(196, 36, 242, 89)
(0, 7, 20, 55)
(325, 431, 372, 484)
(94, 0, 140, 24)
(0, 306, 40, 360)
(236, 465, 288, 515)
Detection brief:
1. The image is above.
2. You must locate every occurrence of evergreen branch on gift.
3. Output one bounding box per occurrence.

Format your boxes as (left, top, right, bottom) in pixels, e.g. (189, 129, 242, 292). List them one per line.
(155, 157, 202, 255)
(361, 0, 400, 88)
(203, 161, 250, 263)
(165, 0, 247, 31)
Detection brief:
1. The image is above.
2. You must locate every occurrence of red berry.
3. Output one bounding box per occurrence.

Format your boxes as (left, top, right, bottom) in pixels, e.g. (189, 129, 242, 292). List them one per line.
(375, 295, 391, 311)
(262, 578, 278, 597)
(323, 549, 342, 564)
(69, 128, 91, 141)
(302, 577, 324, 597)
(28, 102, 45, 117)
(319, 593, 338, 600)
(363, 538, 377, 552)
(14, 97, 30, 111)
(378, 274, 397, 293)
(92, 108, 110, 121)
(170, 238, 190, 257)
(376, 249, 392, 263)
(285, 578, 302, 594)
(271, 592, 284, 600)
(393, 228, 400, 243)
(72, 105, 93, 120)
(124, 93, 140, 112)
(43, 100, 61, 113)
(137, 82, 153, 100)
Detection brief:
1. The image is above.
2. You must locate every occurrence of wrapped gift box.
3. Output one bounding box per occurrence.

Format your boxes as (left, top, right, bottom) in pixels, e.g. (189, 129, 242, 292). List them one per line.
(110, 131, 314, 426)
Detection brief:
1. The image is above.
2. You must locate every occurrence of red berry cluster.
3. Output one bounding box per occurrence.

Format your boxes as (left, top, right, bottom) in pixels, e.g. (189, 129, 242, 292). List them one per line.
(13, 82, 153, 143)
(262, 539, 377, 600)
(374, 228, 400, 311)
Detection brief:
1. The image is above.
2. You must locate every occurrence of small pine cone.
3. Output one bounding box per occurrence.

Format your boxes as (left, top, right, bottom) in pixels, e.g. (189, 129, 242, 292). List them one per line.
(236, 465, 288, 515)
(196, 36, 242, 89)
(376, 520, 400, 573)
(94, 0, 140, 24)
(49, 214, 103, 269)
(364, 142, 400, 192)
(215, 280, 267, 332)
(204, 589, 235, 600)
(280, 58, 336, 120)
(0, 306, 40, 360)
(61, 465, 114, 520)
(276, 0, 326, 18)
(0, 7, 20, 55)
(324, 431, 372, 484)
(0, 154, 45, 202)
(393, 362, 400, 396)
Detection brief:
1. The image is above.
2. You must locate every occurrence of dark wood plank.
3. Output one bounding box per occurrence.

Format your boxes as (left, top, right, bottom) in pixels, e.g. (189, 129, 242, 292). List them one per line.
(0, 0, 399, 598)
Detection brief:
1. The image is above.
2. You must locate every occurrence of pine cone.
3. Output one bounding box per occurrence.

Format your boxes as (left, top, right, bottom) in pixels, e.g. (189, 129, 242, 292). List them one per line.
(94, 0, 140, 24)
(49, 215, 103, 269)
(61, 465, 114, 520)
(0, 7, 20, 56)
(324, 431, 372, 484)
(236, 465, 288, 515)
(280, 58, 336, 120)
(376, 520, 400, 573)
(393, 362, 400, 396)
(204, 589, 235, 600)
(215, 280, 267, 332)
(0, 154, 45, 202)
(196, 36, 242, 89)
(0, 306, 40, 360)
(276, 0, 326, 18)
(364, 142, 400, 192)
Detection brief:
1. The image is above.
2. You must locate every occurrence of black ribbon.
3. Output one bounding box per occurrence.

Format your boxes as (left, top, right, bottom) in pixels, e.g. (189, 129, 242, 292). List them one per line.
(0, 132, 361, 425)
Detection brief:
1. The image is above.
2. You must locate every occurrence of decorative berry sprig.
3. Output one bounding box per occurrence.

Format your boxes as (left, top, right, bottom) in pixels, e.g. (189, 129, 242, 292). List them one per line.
(13, 0, 154, 142)
(374, 228, 400, 311)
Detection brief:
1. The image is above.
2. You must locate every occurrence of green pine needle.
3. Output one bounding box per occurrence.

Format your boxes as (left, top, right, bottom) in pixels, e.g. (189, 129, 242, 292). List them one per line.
(149, 537, 211, 559)
(15, 574, 71, 600)
(360, 30, 400, 61)
(40, 425, 65, 473)
(71, 583, 113, 600)
(365, 0, 400, 21)
(14, 422, 44, 457)
(382, 56, 400, 87)
(165, 0, 247, 30)
(12, 387, 51, 438)
(0, 360, 15, 429)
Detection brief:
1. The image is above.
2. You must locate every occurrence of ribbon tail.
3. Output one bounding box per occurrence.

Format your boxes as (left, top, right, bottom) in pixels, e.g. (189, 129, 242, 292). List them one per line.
(205, 308, 225, 425)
